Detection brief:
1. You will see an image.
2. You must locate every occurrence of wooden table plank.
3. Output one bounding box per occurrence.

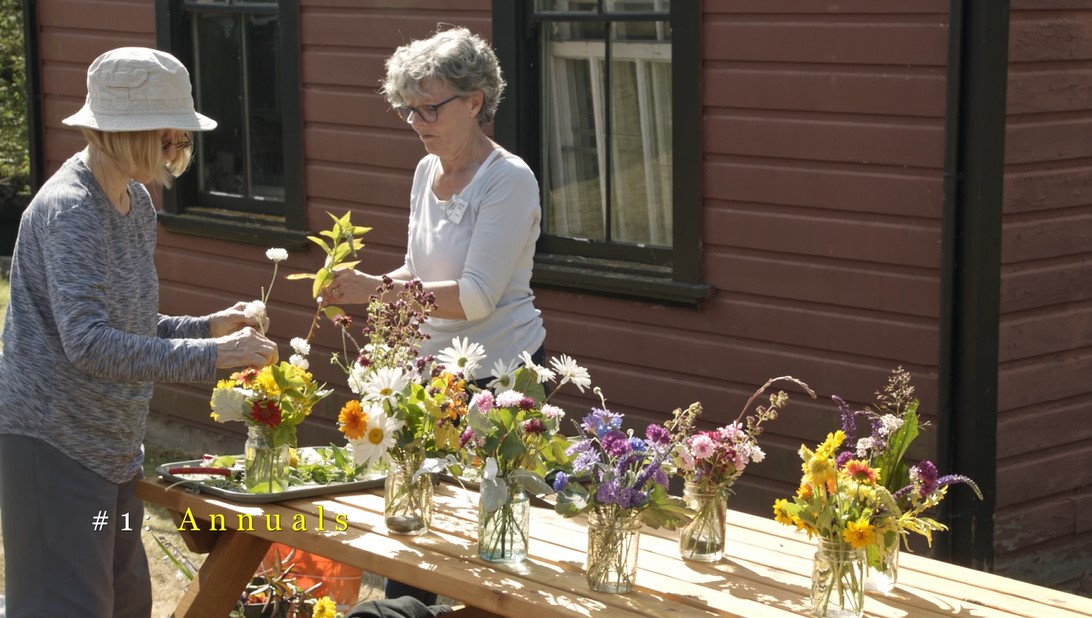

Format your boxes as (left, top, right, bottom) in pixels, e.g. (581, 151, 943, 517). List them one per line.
(139, 478, 1092, 618)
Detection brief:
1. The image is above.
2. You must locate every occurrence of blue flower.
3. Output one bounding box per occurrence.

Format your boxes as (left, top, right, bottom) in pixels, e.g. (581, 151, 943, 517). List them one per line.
(552, 471, 569, 493)
(582, 408, 623, 438)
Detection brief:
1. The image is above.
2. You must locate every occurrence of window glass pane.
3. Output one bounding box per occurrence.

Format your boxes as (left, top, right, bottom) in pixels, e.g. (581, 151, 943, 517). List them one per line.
(194, 13, 245, 197)
(605, 0, 670, 13)
(246, 12, 284, 201)
(543, 26, 606, 241)
(536, 0, 598, 13)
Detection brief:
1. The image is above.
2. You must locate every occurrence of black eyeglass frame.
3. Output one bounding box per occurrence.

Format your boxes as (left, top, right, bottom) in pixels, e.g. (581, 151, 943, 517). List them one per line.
(394, 95, 461, 123)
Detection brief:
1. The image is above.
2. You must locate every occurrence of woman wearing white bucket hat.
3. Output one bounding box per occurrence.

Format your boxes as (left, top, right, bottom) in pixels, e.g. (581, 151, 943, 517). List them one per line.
(0, 47, 278, 617)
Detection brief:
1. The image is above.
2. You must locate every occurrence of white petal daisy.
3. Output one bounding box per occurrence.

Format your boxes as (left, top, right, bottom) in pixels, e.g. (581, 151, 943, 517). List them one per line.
(436, 336, 487, 379)
(487, 357, 520, 391)
(350, 408, 404, 467)
(362, 366, 409, 404)
(548, 354, 591, 393)
(519, 350, 555, 383)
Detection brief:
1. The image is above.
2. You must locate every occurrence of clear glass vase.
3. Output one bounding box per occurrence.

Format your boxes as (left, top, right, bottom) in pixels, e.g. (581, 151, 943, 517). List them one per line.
(678, 481, 729, 562)
(811, 537, 866, 618)
(865, 533, 900, 594)
(244, 425, 291, 494)
(384, 452, 432, 536)
(478, 486, 530, 563)
(585, 508, 642, 593)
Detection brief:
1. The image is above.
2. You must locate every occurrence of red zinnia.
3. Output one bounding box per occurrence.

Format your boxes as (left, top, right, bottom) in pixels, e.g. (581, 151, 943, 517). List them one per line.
(251, 400, 282, 427)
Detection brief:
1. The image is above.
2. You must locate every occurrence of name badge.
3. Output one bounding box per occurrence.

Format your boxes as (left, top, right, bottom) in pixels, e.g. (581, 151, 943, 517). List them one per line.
(446, 195, 469, 223)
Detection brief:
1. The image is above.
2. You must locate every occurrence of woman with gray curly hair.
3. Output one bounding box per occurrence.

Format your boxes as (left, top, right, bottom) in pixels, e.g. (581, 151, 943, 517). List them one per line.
(324, 26, 546, 381)
(322, 25, 547, 611)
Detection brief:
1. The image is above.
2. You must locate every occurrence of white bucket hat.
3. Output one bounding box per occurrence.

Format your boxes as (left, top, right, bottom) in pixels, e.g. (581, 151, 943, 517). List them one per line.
(62, 47, 217, 132)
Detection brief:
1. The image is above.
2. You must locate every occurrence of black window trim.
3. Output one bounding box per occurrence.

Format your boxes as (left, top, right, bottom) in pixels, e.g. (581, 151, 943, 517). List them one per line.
(493, 1, 711, 306)
(154, 0, 310, 250)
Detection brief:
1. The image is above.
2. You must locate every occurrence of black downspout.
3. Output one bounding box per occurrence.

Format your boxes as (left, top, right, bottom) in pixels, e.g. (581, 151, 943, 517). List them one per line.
(21, 0, 42, 190)
(936, 0, 1010, 570)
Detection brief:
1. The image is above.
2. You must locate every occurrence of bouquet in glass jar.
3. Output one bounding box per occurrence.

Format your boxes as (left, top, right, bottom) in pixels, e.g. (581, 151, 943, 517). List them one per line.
(329, 277, 470, 534)
(832, 367, 982, 592)
(773, 430, 901, 617)
(453, 352, 588, 563)
(208, 247, 332, 492)
(666, 376, 815, 562)
(553, 399, 690, 593)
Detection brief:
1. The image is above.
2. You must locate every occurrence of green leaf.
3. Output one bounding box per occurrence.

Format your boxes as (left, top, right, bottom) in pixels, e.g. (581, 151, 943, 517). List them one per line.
(321, 305, 345, 320)
(511, 470, 554, 497)
(312, 268, 333, 299)
(307, 235, 334, 255)
(554, 484, 590, 517)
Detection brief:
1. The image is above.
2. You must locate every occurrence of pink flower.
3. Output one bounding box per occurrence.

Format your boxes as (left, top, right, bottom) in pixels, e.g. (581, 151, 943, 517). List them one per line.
(689, 433, 717, 459)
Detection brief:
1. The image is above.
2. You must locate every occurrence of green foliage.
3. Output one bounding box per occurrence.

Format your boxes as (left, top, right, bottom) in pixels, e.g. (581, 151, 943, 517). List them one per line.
(0, 0, 28, 193)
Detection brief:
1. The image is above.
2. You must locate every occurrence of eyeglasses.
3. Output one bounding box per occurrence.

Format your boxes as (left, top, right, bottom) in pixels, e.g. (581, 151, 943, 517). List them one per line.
(162, 138, 193, 152)
(394, 95, 460, 123)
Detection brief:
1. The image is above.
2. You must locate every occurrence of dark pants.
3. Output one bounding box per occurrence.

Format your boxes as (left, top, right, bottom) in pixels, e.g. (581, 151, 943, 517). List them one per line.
(386, 346, 546, 605)
(0, 435, 152, 618)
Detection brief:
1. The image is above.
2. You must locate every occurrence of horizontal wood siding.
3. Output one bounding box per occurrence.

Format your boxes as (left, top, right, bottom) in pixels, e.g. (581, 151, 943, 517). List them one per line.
(995, 2, 1092, 595)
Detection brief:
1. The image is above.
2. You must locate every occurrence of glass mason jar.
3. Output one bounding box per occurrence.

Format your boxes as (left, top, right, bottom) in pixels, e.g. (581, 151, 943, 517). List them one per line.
(384, 452, 433, 536)
(244, 425, 292, 494)
(478, 486, 530, 563)
(585, 508, 642, 593)
(865, 532, 900, 594)
(811, 537, 866, 618)
(678, 481, 730, 562)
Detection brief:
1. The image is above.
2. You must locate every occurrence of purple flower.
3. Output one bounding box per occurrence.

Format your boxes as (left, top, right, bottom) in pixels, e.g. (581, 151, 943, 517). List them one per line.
(567, 441, 600, 473)
(553, 471, 569, 492)
(832, 395, 856, 436)
(628, 437, 647, 453)
(645, 423, 670, 445)
(836, 450, 855, 469)
(523, 418, 546, 435)
(601, 431, 632, 457)
(582, 408, 623, 438)
(518, 396, 536, 411)
(911, 460, 938, 497)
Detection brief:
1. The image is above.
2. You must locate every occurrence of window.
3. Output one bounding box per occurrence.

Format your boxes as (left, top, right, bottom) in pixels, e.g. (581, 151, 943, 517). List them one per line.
(493, 0, 709, 304)
(155, 0, 308, 248)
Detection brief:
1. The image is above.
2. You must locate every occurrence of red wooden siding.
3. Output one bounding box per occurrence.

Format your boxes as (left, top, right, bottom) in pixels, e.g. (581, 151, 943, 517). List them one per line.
(995, 0, 1092, 593)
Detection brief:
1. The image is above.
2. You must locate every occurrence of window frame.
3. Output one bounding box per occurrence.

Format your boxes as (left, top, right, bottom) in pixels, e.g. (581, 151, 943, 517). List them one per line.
(154, 0, 310, 249)
(493, 1, 710, 305)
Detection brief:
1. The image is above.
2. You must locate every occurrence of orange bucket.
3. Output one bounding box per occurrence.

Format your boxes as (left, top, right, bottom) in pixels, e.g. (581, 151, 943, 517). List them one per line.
(263, 543, 363, 607)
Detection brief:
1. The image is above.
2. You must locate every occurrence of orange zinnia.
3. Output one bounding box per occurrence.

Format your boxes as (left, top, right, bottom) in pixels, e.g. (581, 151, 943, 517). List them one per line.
(338, 400, 368, 440)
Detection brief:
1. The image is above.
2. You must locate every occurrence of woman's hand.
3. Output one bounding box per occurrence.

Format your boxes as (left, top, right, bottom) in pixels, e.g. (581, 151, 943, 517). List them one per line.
(214, 327, 279, 369)
(209, 301, 268, 337)
(320, 269, 382, 306)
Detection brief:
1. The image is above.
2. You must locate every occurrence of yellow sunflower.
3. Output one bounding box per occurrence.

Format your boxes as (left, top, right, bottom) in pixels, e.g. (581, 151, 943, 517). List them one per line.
(843, 517, 875, 549)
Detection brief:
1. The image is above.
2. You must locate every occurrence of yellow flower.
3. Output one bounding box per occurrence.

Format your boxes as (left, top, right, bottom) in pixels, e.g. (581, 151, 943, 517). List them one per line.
(843, 517, 875, 549)
(844, 459, 880, 485)
(773, 499, 794, 525)
(816, 430, 845, 459)
(338, 400, 368, 440)
(256, 367, 281, 397)
(805, 453, 837, 489)
(312, 596, 337, 618)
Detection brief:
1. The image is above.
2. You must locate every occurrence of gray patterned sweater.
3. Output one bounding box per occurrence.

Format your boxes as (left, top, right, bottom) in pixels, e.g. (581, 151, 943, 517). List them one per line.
(0, 154, 218, 483)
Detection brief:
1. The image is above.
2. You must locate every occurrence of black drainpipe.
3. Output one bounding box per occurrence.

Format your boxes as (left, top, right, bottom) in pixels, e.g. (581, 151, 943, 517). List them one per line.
(21, 0, 43, 191)
(935, 0, 1010, 570)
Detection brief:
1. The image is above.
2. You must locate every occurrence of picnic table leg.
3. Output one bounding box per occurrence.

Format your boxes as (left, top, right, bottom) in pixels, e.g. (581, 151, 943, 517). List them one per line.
(171, 529, 271, 618)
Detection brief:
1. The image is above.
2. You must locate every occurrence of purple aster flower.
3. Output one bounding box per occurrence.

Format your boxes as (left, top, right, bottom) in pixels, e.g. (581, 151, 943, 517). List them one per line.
(552, 471, 569, 493)
(596, 479, 624, 505)
(645, 423, 670, 445)
(628, 436, 647, 453)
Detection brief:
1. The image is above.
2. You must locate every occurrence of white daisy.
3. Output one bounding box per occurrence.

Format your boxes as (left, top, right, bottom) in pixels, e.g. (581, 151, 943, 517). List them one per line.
(487, 357, 520, 391)
(361, 366, 409, 404)
(210, 387, 250, 423)
(436, 336, 487, 379)
(548, 354, 591, 393)
(265, 248, 288, 262)
(350, 408, 404, 467)
(290, 337, 310, 356)
(289, 354, 309, 370)
(519, 350, 556, 383)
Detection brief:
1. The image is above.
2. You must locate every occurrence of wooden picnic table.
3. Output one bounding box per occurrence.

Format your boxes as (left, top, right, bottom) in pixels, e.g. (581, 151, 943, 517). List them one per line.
(137, 477, 1092, 618)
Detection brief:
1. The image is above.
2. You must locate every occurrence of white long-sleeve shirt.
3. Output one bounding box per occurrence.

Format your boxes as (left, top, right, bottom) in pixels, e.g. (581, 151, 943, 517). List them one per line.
(404, 149, 546, 372)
